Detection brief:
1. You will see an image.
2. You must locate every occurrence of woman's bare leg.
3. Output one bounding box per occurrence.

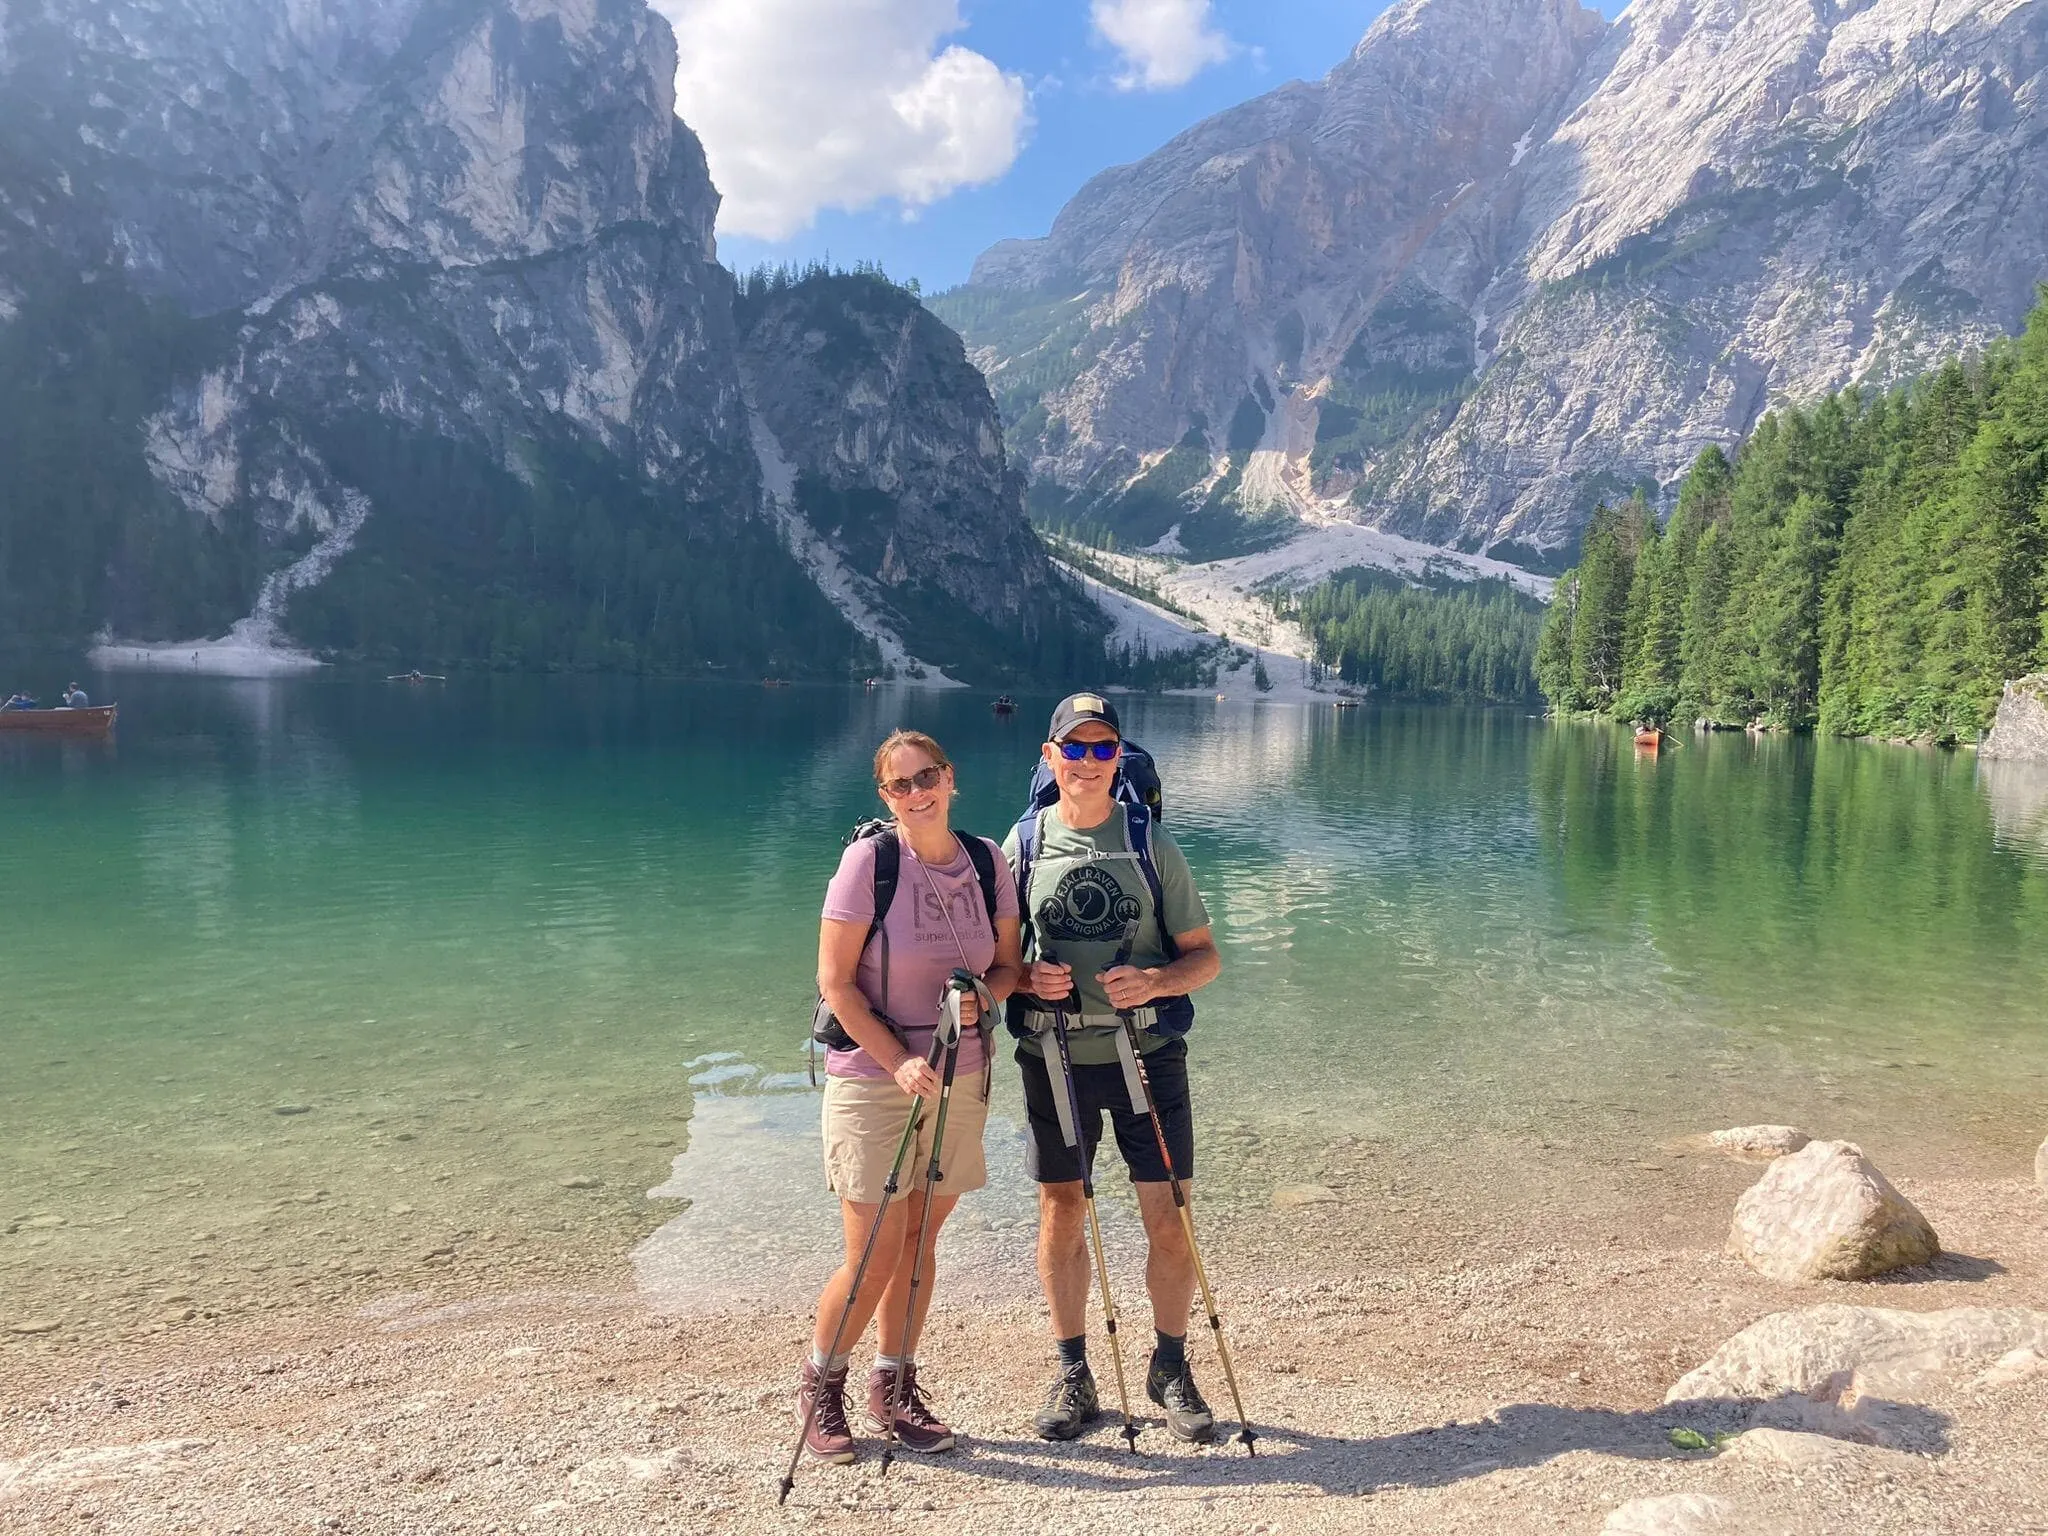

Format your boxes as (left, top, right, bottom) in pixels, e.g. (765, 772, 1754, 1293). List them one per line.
(810, 1197, 913, 1358)
(874, 1193, 959, 1357)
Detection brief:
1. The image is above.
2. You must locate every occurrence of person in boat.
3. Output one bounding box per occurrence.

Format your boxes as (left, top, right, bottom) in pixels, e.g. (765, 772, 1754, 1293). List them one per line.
(1, 692, 37, 711)
(62, 683, 89, 708)
(798, 729, 1024, 1465)
(1006, 692, 1224, 1444)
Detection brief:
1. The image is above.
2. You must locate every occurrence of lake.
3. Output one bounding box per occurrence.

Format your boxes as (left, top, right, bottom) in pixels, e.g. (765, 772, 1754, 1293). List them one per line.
(4, 673, 2046, 1344)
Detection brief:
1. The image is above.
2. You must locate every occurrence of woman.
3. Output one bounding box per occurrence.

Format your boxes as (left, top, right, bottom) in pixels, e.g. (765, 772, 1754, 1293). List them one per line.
(798, 729, 1023, 1464)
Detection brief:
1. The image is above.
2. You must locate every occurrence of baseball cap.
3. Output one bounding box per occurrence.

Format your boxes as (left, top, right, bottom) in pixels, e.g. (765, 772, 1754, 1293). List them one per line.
(1047, 691, 1121, 742)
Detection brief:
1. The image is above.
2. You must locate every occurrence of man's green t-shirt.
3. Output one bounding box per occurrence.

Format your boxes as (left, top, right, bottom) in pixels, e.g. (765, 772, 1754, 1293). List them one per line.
(1002, 804, 1210, 1065)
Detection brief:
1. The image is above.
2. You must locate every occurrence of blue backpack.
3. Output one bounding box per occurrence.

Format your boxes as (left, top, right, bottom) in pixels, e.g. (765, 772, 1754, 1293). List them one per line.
(1007, 740, 1193, 1039)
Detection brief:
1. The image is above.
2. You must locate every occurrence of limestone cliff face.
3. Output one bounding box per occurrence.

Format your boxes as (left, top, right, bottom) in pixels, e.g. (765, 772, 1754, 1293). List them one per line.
(0, 0, 1071, 676)
(939, 0, 2048, 559)
(1, 0, 750, 554)
(736, 275, 1101, 678)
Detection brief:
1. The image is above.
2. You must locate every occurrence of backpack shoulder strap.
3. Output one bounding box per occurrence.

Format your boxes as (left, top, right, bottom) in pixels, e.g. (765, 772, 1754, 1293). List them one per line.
(956, 832, 1000, 937)
(868, 827, 901, 950)
(1124, 804, 1181, 961)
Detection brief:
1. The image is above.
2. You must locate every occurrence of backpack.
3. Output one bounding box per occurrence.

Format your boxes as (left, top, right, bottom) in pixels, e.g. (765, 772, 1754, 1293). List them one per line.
(1006, 739, 1193, 1040)
(809, 820, 1000, 1077)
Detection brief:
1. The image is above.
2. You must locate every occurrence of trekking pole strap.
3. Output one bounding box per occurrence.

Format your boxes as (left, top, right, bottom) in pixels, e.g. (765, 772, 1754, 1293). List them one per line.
(1045, 1022, 1081, 1150)
(1112, 1025, 1149, 1118)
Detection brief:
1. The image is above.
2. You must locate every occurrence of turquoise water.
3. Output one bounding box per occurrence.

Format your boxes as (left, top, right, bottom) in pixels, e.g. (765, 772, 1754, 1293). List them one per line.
(4, 674, 2046, 1341)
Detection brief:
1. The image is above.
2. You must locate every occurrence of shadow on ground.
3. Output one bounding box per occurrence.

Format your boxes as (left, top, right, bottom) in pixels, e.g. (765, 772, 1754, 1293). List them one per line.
(933, 1394, 1948, 1496)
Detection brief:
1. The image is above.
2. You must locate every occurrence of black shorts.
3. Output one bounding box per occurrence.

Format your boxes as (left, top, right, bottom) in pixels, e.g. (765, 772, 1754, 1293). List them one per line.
(1016, 1037, 1195, 1185)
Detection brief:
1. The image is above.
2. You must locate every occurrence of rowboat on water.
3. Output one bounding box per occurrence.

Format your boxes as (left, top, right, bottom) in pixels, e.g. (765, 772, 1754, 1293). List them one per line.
(992, 695, 1016, 715)
(1634, 728, 1663, 750)
(0, 705, 118, 736)
(386, 672, 446, 682)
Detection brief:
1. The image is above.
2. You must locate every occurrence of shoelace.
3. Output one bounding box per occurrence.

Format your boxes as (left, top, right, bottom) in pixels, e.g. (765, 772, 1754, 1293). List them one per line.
(896, 1368, 943, 1428)
(810, 1374, 854, 1437)
(1158, 1368, 1209, 1411)
(1043, 1369, 1089, 1416)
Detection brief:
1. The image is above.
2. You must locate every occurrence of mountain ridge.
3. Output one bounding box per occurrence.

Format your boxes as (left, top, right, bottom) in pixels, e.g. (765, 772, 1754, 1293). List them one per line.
(934, 0, 2048, 562)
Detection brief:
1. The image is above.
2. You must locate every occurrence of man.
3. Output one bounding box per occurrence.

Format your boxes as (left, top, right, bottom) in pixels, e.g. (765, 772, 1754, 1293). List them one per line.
(1004, 693, 1223, 1443)
(1, 692, 36, 711)
(62, 683, 89, 708)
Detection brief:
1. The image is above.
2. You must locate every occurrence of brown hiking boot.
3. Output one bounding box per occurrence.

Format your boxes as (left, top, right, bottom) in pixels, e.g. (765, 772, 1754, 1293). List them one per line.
(865, 1362, 957, 1453)
(797, 1359, 857, 1464)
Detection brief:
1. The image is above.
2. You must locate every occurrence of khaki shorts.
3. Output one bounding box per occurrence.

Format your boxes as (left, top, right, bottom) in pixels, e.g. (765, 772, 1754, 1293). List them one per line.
(822, 1073, 990, 1204)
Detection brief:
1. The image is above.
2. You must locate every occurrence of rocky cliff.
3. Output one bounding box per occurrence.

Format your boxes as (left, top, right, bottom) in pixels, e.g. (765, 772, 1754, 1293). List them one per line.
(936, 0, 2048, 563)
(735, 272, 1101, 682)
(0, 0, 1080, 680)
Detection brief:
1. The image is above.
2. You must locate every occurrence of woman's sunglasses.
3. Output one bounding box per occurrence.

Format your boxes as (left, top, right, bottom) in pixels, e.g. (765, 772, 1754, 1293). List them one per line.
(878, 764, 947, 798)
(1056, 740, 1121, 761)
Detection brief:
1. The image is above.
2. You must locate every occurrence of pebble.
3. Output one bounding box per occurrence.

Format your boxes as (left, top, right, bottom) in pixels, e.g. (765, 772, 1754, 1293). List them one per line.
(8, 1319, 61, 1335)
(275, 1104, 313, 1116)
(559, 1176, 603, 1190)
(24, 1215, 67, 1229)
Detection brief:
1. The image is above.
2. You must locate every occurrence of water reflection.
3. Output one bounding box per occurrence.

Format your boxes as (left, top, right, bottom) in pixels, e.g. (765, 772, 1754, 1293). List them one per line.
(1980, 758, 2048, 861)
(632, 1057, 1142, 1315)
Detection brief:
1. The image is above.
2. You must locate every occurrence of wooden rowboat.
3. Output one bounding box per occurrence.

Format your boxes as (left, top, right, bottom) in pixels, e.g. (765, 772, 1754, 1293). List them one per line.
(0, 704, 117, 736)
(1634, 728, 1662, 750)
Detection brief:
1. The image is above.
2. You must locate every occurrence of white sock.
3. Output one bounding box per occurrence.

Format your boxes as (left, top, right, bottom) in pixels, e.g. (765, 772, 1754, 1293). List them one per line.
(873, 1353, 911, 1375)
(810, 1345, 851, 1374)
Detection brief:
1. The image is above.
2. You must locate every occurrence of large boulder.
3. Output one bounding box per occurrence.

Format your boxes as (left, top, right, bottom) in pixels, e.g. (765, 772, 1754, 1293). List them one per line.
(1727, 1140, 1938, 1283)
(1668, 1304, 2048, 1450)
(1982, 675, 2048, 762)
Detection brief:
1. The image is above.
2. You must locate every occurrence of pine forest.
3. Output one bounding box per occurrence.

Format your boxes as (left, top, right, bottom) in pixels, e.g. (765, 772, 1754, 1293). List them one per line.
(1536, 293, 2048, 741)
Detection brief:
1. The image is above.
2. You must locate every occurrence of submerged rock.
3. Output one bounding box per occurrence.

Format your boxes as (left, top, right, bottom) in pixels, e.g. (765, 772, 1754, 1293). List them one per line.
(1727, 1140, 1938, 1283)
(1709, 1125, 1811, 1161)
(1272, 1184, 1342, 1208)
(1982, 675, 2048, 762)
(1669, 1304, 2048, 1450)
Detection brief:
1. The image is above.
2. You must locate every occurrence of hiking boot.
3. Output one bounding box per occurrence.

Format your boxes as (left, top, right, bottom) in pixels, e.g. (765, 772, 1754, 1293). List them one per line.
(865, 1363, 957, 1454)
(1146, 1356, 1216, 1443)
(797, 1359, 857, 1464)
(1033, 1362, 1099, 1441)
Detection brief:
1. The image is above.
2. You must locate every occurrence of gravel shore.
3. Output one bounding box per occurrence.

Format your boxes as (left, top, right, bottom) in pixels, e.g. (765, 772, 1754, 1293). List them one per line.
(6, 1146, 2045, 1535)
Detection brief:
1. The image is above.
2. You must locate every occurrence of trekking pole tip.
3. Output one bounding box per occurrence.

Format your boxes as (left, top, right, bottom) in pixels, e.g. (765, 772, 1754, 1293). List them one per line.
(776, 1478, 794, 1504)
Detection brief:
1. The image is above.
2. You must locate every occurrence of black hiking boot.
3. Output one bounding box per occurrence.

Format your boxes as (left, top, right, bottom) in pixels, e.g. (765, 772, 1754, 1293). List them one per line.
(1146, 1356, 1216, 1443)
(1033, 1362, 1099, 1441)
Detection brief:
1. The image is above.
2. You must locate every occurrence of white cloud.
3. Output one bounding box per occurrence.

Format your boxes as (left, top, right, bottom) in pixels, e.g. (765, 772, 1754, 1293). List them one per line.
(1090, 0, 1233, 91)
(656, 0, 1030, 241)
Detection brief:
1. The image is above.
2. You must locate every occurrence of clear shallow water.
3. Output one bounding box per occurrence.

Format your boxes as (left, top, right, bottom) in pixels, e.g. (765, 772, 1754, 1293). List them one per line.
(3, 674, 2046, 1339)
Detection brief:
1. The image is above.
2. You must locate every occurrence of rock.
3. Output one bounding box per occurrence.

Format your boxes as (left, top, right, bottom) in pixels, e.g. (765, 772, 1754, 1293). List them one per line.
(1722, 1427, 1915, 1475)
(1272, 1184, 1342, 1208)
(0, 1438, 212, 1499)
(1726, 1140, 1938, 1283)
(1982, 676, 2048, 762)
(557, 1176, 603, 1190)
(1709, 1126, 1811, 1160)
(6, 1320, 60, 1335)
(1971, 1347, 2046, 1390)
(273, 1104, 312, 1116)
(1669, 1304, 2048, 1450)
(1600, 1493, 1744, 1536)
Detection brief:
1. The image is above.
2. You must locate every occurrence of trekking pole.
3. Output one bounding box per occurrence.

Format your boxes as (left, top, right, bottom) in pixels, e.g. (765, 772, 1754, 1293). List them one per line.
(1043, 947, 1140, 1454)
(777, 1024, 949, 1505)
(1108, 921, 1257, 1455)
(877, 971, 972, 1478)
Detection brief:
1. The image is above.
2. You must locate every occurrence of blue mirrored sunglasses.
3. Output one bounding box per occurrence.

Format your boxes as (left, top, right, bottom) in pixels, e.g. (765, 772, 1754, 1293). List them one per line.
(1057, 740, 1120, 761)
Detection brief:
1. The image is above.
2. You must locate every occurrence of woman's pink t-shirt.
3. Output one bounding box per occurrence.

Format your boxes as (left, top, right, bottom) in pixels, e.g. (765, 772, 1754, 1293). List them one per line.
(820, 832, 1018, 1080)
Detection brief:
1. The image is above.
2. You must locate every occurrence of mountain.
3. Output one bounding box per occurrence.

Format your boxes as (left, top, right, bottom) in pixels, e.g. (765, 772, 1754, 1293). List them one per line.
(0, 0, 1085, 681)
(933, 0, 2048, 566)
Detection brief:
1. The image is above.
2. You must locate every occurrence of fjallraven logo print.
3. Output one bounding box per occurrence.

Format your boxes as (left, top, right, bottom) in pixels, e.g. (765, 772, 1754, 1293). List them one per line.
(1038, 863, 1141, 942)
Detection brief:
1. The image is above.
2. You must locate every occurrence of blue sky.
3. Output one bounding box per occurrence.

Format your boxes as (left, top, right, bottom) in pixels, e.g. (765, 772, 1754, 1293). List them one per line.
(707, 1, 1408, 294)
